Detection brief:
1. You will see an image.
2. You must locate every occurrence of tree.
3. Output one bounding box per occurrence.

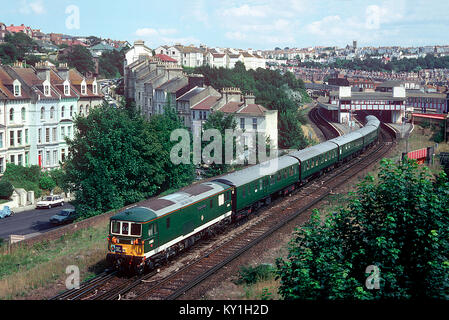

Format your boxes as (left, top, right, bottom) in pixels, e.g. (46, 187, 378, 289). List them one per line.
(64, 103, 168, 217)
(201, 111, 237, 177)
(4, 33, 36, 60)
(276, 159, 449, 300)
(147, 98, 196, 192)
(64, 101, 195, 218)
(0, 180, 14, 200)
(39, 172, 56, 192)
(99, 49, 125, 78)
(60, 45, 95, 76)
(0, 43, 18, 64)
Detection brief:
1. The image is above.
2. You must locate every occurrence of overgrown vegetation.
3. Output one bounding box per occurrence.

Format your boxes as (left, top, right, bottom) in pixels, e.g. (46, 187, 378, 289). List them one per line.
(276, 159, 449, 300)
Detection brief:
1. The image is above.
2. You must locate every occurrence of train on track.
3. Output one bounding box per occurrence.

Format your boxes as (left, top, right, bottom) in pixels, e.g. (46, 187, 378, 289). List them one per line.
(106, 115, 381, 274)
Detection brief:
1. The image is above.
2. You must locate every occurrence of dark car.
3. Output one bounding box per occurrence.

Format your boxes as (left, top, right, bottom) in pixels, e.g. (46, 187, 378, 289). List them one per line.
(49, 209, 78, 225)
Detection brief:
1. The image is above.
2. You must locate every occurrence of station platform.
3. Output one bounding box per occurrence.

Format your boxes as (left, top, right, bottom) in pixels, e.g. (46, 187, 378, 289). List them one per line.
(387, 122, 414, 139)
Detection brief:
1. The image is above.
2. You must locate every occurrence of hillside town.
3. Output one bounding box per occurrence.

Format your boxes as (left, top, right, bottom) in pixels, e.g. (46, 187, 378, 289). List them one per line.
(1, 2, 449, 306)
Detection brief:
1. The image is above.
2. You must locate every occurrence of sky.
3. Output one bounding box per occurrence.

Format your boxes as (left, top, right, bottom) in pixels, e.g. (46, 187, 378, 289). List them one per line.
(1, 0, 448, 50)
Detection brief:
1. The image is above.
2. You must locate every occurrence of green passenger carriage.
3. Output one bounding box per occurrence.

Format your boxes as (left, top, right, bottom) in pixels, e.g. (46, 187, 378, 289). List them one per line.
(288, 141, 339, 182)
(328, 132, 364, 161)
(214, 156, 299, 218)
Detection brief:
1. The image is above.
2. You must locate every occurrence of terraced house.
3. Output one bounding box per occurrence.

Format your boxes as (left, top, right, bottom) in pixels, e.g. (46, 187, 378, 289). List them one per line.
(0, 62, 103, 174)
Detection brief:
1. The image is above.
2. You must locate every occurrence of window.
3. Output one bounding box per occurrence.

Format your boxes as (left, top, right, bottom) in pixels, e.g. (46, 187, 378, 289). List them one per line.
(9, 108, 13, 121)
(46, 128, 50, 143)
(0, 158, 3, 173)
(9, 131, 14, 146)
(166, 218, 171, 229)
(50, 107, 55, 119)
(81, 84, 87, 95)
(130, 223, 141, 236)
(10, 155, 15, 164)
(17, 130, 22, 145)
(92, 84, 97, 95)
(18, 154, 23, 166)
(61, 106, 65, 118)
(46, 151, 50, 166)
(38, 129, 42, 144)
(121, 222, 130, 235)
(148, 223, 157, 236)
(61, 149, 66, 162)
(70, 106, 73, 117)
(240, 118, 245, 130)
(53, 150, 57, 165)
(21, 108, 25, 121)
(0, 133, 2, 148)
(252, 118, 257, 130)
(210, 199, 213, 209)
(14, 84, 21, 96)
(64, 84, 70, 95)
(111, 221, 120, 234)
(219, 194, 225, 206)
(41, 107, 45, 120)
(52, 128, 57, 142)
(61, 127, 65, 139)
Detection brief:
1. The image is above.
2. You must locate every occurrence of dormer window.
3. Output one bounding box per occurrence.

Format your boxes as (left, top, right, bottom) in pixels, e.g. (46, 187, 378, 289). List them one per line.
(13, 80, 21, 97)
(43, 79, 51, 97)
(92, 83, 97, 95)
(63, 79, 70, 96)
(81, 79, 87, 95)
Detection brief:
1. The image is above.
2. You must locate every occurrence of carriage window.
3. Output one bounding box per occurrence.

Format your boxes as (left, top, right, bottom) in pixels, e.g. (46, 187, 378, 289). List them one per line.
(210, 199, 213, 208)
(260, 179, 263, 190)
(219, 194, 225, 206)
(242, 187, 246, 198)
(131, 223, 142, 236)
(166, 218, 171, 229)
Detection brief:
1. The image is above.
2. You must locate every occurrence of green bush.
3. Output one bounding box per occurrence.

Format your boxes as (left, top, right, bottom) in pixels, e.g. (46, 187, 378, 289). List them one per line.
(0, 180, 14, 199)
(39, 173, 56, 191)
(235, 264, 276, 285)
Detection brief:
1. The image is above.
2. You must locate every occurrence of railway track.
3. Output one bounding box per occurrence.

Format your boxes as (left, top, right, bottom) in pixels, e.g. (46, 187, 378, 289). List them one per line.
(309, 106, 341, 139)
(51, 118, 396, 301)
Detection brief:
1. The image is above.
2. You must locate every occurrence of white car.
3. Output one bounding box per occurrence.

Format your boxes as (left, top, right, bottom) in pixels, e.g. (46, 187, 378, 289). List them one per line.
(36, 195, 64, 209)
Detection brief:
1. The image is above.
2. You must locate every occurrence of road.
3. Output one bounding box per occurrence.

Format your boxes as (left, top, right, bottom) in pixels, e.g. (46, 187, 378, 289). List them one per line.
(0, 203, 75, 241)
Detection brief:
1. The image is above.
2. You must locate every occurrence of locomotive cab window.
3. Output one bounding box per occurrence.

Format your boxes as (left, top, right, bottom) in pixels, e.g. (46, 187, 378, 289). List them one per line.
(131, 223, 142, 237)
(111, 221, 120, 234)
(111, 221, 141, 237)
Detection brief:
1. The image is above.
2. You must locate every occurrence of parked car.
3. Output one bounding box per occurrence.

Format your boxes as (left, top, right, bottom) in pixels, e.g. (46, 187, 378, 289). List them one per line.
(0, 206, 14, 219)
(36, 195, 64, 209)
(49, 209, 78, 225)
